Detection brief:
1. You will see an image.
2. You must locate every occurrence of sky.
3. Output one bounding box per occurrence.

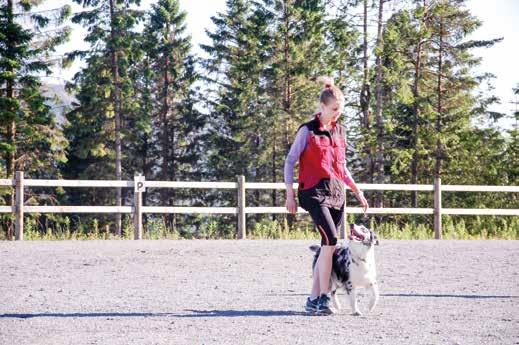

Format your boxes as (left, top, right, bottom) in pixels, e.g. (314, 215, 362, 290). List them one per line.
(44, 0, 518, 128)
(465, 0, 519, 127)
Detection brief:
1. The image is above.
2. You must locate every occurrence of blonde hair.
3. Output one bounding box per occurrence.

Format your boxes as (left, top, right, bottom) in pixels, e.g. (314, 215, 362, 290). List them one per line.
(317, 76, 344, 105)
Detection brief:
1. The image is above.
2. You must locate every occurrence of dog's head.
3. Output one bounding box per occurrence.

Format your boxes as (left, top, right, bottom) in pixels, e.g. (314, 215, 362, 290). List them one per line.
(349, 223, 379, 248)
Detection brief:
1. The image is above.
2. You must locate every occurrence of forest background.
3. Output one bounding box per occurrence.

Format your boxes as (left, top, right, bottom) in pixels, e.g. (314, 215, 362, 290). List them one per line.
(1, 0, 517, 240)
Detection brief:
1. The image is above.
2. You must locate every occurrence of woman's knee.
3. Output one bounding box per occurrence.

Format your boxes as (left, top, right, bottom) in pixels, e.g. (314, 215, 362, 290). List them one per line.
(318, 245, 336, 258)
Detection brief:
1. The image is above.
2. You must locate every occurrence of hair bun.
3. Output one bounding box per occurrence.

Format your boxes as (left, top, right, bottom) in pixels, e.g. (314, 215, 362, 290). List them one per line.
(317, 76, 334, 89)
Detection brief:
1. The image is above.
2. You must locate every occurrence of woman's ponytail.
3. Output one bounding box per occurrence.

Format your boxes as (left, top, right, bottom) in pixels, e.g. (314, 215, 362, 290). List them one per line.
(317, 76, 343, 105)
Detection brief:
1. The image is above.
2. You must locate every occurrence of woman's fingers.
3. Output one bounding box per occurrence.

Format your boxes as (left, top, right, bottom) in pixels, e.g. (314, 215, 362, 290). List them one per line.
(285, 198, 297, 214)
(358, 194, 369, 213)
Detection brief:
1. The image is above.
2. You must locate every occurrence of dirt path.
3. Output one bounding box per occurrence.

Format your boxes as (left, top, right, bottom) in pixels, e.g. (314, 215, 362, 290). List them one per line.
(1, 240, 518, 345)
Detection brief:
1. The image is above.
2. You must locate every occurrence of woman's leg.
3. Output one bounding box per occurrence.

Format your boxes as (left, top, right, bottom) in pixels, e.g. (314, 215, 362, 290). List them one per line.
(310, 264, 320, 300)
(317, 244, 335, 295)
(308, 206, 338, 296)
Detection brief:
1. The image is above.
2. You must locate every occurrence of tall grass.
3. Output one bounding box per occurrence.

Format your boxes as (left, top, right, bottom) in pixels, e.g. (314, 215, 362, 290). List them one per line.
(1, 215, 517, 240)
(374, 215, 519, 240)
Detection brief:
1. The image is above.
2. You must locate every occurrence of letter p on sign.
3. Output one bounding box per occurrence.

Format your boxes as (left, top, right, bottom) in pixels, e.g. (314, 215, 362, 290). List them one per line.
(134, 176, 146, 193)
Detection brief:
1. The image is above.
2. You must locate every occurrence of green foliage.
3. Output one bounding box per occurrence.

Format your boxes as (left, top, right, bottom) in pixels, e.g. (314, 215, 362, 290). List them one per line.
(374, 215, 519, 240)
(1, 0, 516, 241)
(13, 214, 518, 240)
(136, 0, 206, 233)
(0, 1, 70, 175)
(0, 1, 71, 236)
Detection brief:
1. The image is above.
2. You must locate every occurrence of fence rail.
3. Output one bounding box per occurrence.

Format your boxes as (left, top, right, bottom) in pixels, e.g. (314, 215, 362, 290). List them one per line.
(1, 172, 518, 241)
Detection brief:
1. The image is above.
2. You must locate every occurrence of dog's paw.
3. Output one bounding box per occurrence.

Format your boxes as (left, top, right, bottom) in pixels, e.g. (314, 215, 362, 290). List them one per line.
(352, 311, 363, 317)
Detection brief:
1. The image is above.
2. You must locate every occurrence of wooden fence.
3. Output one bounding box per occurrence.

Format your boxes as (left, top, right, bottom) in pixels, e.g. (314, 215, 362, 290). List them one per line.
(1, 171, 518, 241)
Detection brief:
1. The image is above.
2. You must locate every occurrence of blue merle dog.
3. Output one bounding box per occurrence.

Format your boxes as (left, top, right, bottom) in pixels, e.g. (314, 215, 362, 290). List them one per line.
(310, 224, 379, 316)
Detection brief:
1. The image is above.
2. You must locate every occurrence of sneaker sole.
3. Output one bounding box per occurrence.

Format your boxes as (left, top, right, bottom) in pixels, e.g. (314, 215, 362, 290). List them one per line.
(304, 306, 318, 313)
(316, 308, 334, 315)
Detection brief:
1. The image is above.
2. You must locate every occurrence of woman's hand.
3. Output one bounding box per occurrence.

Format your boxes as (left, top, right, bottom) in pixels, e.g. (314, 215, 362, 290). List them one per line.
(355, 191, 369, 213)
(285, 196, 298, 214)
(285, 186, 297, 214)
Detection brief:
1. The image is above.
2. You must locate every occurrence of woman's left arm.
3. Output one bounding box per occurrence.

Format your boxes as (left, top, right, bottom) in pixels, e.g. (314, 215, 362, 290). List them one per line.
(343, 166, 369, 212)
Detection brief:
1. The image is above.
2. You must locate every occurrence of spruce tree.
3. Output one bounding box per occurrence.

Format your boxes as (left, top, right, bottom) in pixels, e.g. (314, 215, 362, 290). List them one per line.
(65, 0, 142, 235)
(140, 0, 204, 231)
(0, 0, 70, 238)
(427, 0, 502, 180)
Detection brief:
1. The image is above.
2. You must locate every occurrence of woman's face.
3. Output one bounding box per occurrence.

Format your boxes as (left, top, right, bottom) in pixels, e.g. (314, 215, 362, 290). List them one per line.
(320, 99, 343, 124)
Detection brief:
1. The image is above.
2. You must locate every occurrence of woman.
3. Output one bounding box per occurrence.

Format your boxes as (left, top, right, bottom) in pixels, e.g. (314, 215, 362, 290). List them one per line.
(284, 77, 369, 315)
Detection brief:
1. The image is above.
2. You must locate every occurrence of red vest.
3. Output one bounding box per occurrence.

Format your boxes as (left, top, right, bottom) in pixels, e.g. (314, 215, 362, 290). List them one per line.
(298, 114, 347, 191)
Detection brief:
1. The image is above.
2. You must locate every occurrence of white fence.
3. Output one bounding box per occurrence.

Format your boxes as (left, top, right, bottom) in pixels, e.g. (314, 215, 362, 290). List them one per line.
(1, 171, 518, 240)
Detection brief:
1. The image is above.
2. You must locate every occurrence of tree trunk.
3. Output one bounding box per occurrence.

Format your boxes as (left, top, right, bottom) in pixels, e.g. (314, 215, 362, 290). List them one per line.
(283, 3, 291, 154)
(5, 0, 15, 240)
(410, 53, 421, 208)
(361, 0, 370, 130)
(161, 27, 175, 232)
(411, 0, 428, 208)
(435, 19, 444, 178)
(109, 0, 122, 236)
(282, 0, 294, 226)
(142, 135, 149, 233)
(374, 0, 385, 208)
(360, 0, 373, 184)
(272, 125, 277, 221)
(162, 46, 170, 194)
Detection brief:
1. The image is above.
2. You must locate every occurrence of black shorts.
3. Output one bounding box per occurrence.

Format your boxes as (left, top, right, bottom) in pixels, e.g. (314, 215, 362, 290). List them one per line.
(297, 179, 344, 210)
(297, 179, 345, 245)
(306, 205, 344, 246)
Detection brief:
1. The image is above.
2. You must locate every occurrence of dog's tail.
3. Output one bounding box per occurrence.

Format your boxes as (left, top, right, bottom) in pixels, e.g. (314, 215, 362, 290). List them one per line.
(309, 244, 320, 252)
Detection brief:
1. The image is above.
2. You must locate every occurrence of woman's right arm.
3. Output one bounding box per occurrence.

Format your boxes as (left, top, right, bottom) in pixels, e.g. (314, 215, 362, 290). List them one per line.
(284, 126, 308, 214)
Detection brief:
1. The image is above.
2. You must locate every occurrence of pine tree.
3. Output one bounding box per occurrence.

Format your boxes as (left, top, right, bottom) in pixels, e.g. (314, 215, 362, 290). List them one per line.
(375, 0, 505, 227)
(0, 0, 70, 238)
(381, 2, 434, 206)
(506, 85, 518, 187)
(264, 0, 345, 208)
(202, 0, 362, 231)
(140, 0, 204, 231)
(66, 0, 142, 235)
(427, 0, 502, 180)
(373, 0, 389, 207)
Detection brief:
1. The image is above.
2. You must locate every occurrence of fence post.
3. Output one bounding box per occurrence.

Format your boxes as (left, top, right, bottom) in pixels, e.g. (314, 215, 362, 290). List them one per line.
(15, 171, 24, 241)
(237, 175, 246, 239)
(434, 177, 442, 239)
(133, 175, 145, 240)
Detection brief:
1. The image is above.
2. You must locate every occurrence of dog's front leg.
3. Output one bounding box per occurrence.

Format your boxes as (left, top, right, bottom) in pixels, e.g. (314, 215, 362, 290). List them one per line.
(346, 285, 362, 316)
(331, 290, 341, 311)
(368, 281, 379, 312)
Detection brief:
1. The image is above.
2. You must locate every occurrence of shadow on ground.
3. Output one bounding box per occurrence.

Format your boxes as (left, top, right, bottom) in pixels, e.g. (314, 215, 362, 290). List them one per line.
(0, 309, 310, 319)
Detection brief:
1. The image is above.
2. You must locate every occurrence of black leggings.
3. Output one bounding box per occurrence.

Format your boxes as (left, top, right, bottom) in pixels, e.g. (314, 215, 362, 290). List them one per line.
(307, 205, 344, 246)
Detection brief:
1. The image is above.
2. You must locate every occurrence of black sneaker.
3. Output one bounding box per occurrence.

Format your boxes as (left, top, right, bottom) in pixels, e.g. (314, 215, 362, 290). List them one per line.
(305, 297, 319, 313)
(317, 294, 333, 315)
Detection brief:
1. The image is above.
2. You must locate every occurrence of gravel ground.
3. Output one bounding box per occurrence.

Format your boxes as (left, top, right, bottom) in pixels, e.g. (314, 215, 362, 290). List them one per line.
(0, 239, 518, 345)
